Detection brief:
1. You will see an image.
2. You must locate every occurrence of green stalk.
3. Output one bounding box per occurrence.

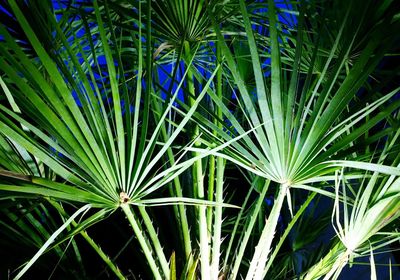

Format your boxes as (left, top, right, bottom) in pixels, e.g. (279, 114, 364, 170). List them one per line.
(207, 155, 216, 232)
(138, 206, 170, 278)
(80, 230, 125, 279)
(223, 179, 254, 268)
(151, 92, 192, 259)
(184, 40, 210, 279)
(263, 192, 317, 276)
(121, 203, 162, 280)
(210, 157, 225, 279)
(211, 42, 225, 280)
(197, 179, 210, 279)
(245, 183, 289, 280)
(230, 179, 270, 279)
(48, 200, 125, 279)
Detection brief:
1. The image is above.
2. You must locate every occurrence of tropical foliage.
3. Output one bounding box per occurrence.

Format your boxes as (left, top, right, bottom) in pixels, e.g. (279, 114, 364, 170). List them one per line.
(0, 0, 400, 279)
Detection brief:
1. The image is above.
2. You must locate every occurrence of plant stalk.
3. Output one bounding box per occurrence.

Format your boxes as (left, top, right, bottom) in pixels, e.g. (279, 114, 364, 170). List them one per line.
(263, 192, 317, 277)
(210, 41, 225, 280)
(138, 206, 170, 278)
(207, 155, 216, 232)
(245, 183, 289, 280)
(210, 156, 225, 279)
(80, 230, 125, 279)
(121, 203, 162, 280)
(151, 93, 192, 259)
(229, 179, 270, 279)
(184, 40, 210, 279)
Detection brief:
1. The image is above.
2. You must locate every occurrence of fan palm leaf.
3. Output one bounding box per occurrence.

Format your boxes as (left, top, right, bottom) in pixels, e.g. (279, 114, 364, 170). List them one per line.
(0, 0, 224, 278)
(197, 0, 400, 278)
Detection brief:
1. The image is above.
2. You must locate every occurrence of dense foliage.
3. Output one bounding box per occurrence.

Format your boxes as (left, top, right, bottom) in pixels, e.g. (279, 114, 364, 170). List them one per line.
(0, 0, 400, 279)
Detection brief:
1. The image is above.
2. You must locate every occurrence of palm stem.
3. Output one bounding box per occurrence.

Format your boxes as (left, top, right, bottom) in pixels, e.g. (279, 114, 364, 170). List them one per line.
(230, 179, 270, 279)
(151, 94, 192, 259)
(121, 203, 162, 280)
(210, 156, 225, 279)
(211, 43, 225, 279)
(245, 183, 289, 280)
(138, 206, 170, 278)
(197, 169, 210, 279)
(207, 155, 216, 232)
(264, 192, 317, 276)
(184, 40, 210, 279)
(80, 230, 125, 280)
